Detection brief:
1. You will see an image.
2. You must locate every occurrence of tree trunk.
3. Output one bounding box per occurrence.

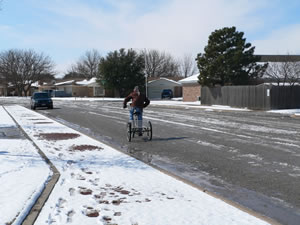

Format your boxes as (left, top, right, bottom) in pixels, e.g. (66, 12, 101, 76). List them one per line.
(17, 87, 23, 97)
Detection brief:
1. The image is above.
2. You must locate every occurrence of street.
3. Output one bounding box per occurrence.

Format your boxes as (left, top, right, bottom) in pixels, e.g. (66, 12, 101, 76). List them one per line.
(1, 98, 300, 225)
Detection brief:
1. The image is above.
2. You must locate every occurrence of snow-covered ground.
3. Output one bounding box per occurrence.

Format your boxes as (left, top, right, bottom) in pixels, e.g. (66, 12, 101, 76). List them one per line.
(268, 108, 300, 116)
(2, 96, 300, 115)
(52, 97, 251, 112)
(52, 97, 300, 114)
(0, 106, 52, 225)
(0, 105, 272, 225)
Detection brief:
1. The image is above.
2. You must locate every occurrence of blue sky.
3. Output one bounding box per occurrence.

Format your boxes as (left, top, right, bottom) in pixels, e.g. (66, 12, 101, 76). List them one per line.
(1, 0, 300, 77)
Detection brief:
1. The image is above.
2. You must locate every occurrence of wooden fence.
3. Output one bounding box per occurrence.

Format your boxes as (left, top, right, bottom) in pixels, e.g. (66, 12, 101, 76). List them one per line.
(201, 85, 300, 110)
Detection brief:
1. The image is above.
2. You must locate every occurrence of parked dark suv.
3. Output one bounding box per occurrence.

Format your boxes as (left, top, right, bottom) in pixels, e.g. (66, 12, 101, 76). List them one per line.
(31, 92, 53, 110)
(161, 89, 173, 99)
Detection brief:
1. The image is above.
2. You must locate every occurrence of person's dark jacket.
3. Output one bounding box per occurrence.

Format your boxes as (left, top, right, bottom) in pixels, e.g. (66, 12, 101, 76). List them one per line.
(123, 92, 150, 109)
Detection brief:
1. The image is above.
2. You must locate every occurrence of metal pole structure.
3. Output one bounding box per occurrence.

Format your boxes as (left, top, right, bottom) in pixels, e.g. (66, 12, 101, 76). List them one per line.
(145, 73, 148, 97)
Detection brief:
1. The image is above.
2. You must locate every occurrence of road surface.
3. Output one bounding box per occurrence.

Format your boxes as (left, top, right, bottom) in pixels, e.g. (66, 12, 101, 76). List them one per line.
(1, 98, 300, 225)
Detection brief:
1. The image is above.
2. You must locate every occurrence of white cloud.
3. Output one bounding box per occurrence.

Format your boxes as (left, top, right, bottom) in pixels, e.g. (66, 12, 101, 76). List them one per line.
(123, 0, 268, 57)
(253, 24, 300, 54)
(2, 0, 298, 74)
(40, 0, 267, 56)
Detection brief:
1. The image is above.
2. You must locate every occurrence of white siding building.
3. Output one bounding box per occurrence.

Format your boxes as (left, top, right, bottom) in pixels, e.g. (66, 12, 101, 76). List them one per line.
(147, 78, 182, 99)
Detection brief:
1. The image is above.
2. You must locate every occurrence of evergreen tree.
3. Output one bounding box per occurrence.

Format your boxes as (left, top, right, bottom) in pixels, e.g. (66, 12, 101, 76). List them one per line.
(197, 27, 266, 86)
(98, 48, 145, 97)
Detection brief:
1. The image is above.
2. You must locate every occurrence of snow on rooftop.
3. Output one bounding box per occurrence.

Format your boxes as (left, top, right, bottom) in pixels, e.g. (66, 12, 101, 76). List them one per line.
(31, 81, 39, 87)
(148, 77, 181, 85)
(53, 78, 98, 86)
(76, 77, 97, 86)
(178, 73, 199, 84)
(55, 80, 75, 86)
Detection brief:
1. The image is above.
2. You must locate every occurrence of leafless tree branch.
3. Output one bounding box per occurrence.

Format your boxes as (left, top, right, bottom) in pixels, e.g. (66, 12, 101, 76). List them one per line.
(264, 54, 300, 86)
(69, 49, 101, 79)
(0, 49, 55, 96)
(143, 49, 180, 77)
(179, 54, 198, 78)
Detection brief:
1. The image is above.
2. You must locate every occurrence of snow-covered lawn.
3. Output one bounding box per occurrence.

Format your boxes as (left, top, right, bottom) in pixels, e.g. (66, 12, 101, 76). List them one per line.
(0, 106, 51, 225)
(2, 96, 300, 114)
(1, 105, 272, 225)
(268, 108, 300, 116)
(52, 97, 252, 111)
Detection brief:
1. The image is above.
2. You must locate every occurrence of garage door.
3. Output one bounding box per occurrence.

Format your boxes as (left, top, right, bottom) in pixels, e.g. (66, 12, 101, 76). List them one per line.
(148, 87, 162, 99)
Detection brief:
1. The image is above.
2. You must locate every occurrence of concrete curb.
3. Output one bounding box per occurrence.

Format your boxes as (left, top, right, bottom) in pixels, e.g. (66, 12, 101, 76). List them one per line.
(4, 107, 61, 225)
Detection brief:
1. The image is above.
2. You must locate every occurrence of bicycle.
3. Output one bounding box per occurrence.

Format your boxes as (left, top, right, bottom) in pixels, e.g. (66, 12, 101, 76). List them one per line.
(126, 107, 152, 142)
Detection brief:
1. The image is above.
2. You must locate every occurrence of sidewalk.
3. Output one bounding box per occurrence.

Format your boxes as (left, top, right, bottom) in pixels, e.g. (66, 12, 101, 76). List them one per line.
(1, 105, 274, 225)
(0, 106, 52, 225)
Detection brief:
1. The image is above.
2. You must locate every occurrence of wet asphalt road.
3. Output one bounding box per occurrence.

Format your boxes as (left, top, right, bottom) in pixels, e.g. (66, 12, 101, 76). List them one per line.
(1, 98, 300, 225)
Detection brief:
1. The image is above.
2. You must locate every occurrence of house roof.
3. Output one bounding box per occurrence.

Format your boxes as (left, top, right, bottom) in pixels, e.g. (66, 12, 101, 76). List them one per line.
(147, 77, 181, 85)
(76, 77, 97, 86)
(256, 55, 300, 62)
(55, 80, 75, 86)
(178, 73, 199, 84)
(31, 81, 39, 87)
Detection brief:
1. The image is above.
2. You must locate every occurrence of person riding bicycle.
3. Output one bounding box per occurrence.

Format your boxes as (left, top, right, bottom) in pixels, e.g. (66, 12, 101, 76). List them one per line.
(123, 86, 150, 136)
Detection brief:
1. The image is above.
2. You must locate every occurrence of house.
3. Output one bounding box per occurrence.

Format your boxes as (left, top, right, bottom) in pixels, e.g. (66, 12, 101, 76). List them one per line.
(53, 80, 77, 96)
(38, 77, 112, 97)
(178, 74, 201, 102)
(76, 77, 107, 97)
(147, 78, 182, 99)
(38, 80, 56, 92)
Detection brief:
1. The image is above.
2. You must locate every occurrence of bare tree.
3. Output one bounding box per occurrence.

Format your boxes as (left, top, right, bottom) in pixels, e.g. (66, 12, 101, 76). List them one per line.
(264, 62, 285, 85)
(143, 49, 180, 77)
(179, 54, 198, 78)
(0, 49, 55, 96)
(265, 55, 300, 86)
(286, 61, 300, 86)
(69, 49, 101, 79)
(0, 50, 22, 95)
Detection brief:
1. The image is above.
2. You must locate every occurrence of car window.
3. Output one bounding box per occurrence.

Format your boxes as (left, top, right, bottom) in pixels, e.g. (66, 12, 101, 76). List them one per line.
(34, 93, 49, 99)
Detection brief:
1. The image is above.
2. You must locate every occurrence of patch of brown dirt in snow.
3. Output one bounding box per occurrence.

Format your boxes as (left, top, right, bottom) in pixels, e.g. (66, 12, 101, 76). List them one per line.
(34, 122, 53, 124)
(79, 187, 93, 195)
(86, 209, 99, 217)
(28, 118, 46, 120)
(70, 145, 103, 152)
(38, 133, 80, 140)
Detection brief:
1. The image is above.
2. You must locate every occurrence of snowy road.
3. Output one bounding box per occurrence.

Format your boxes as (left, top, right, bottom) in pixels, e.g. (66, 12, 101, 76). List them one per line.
(1, 97, 300, 224)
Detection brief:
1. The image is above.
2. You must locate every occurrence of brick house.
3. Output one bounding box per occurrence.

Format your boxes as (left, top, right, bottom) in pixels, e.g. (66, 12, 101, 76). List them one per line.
(178, 74, 201, 102)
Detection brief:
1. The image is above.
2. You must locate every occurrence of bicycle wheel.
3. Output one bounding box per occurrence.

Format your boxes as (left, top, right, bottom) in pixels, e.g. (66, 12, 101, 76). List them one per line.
(127, 122, 132, 142)
(147, 121, 152, 141)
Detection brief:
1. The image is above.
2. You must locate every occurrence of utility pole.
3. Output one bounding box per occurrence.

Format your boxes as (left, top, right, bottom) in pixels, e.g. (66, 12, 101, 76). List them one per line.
(145, 73, 148, 97)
